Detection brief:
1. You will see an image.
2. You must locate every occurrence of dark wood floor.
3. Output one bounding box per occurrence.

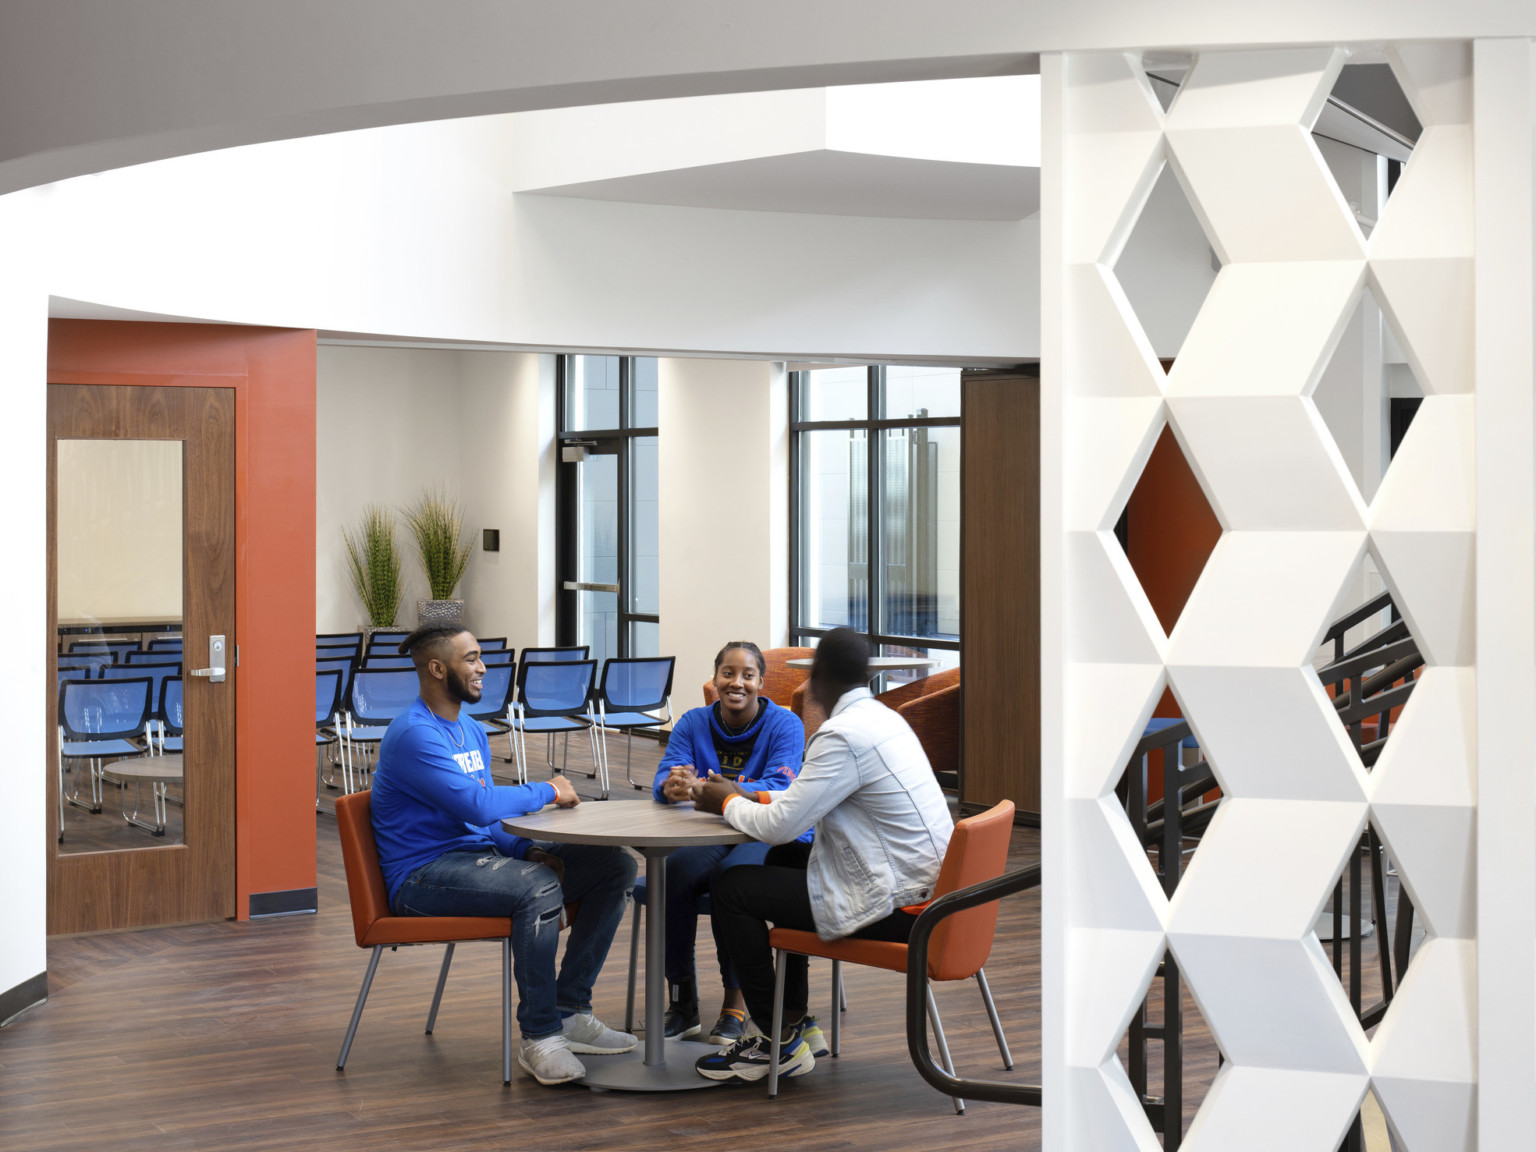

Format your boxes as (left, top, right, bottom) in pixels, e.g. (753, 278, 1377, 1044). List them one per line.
(8, 735, 1048, 1152)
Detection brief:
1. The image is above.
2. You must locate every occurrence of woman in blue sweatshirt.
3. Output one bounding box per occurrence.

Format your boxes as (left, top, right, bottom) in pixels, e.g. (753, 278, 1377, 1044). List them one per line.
(651, 641, 806, 1045)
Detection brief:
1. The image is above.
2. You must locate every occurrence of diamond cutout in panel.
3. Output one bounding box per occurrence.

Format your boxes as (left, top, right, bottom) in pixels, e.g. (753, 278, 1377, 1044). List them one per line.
(1312, 550, 1424, 774)
(1142, 51, 1193, 114)
(1312, 283, 1423, 505)
(1313, 62, 1420, 239)
(1315, 811, 1428, 1152)
(1113, 423, 1223, 637)
(1115, 949, 1220, 1149)
(1112, 161, 1221, 371)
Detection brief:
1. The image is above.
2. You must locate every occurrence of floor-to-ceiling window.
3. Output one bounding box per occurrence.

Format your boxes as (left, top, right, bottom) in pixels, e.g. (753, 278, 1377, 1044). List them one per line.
(556, 355, 659, 663)
(790, 365, 961, 685)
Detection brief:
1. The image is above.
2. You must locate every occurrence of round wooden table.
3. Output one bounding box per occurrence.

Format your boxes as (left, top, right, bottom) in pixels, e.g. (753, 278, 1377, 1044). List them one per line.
(503, 800, 749, 1091)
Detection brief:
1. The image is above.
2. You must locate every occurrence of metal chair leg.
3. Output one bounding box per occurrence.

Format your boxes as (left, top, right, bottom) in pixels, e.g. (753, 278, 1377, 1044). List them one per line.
(425, 943, 455, 1033)
(502, 937, 513, 1086)
(624, 897, 643, 1033)
(840, 969, 848, 1013)
(337, 944, 383, 1070)
(926, 982, 965, 1115)
(976, 967, 1013, 1069)
(768, 948, 788, 1099)
(829, 960, 842, 1056)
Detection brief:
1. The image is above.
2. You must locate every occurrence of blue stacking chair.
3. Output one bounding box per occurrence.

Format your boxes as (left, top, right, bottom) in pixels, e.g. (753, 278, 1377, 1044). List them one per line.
(124, 649, 178, 664)
(147, 637, 184, 654)
(315, 660, 355, 790)
(69, 640, 139, 662)
(314, 668, 345, 803)
(62, 649, 115, 672)
(57, 676, 153, 841)
(158, 678, 184, 753)
(345, 669, 420, 791)
(462, 664, 516, 763)
(318, 632, 363, 650)
(57, 664, 98, 688)
(365, 632, 411, 658)
(476, 637, 509, 652)
(511, 659, 601, 794)
(101, 662, 181, 724)
(362, 654, 415, 670)
(592, 657, 676, 790)
(513, 647, 589, 767)
(480, 649, 514, 667)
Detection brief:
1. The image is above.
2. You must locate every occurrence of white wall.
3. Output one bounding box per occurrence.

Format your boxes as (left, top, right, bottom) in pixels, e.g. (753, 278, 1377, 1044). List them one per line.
(658, 358, 788, 705)
(316, 345, 553, 644)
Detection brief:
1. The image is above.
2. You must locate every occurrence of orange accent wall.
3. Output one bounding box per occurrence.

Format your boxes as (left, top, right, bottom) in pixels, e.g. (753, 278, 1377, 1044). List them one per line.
(49, 320, 317, 920)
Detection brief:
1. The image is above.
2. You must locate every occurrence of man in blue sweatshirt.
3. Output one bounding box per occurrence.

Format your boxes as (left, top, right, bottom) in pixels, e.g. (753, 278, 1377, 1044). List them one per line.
(649, 641, 806, 1046)
(370, 625, 637, 1086)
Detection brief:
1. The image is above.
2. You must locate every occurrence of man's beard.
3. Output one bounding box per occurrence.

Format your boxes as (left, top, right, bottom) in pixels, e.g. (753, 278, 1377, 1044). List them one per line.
(445, 665, 482, 704)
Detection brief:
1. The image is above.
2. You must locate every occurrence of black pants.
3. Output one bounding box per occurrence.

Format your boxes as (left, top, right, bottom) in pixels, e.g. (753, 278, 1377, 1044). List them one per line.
(711, 841, 917, 1031)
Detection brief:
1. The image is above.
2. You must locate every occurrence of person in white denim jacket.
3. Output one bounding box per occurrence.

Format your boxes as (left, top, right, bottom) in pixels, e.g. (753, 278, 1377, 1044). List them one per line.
(691, 627, 954, 1083)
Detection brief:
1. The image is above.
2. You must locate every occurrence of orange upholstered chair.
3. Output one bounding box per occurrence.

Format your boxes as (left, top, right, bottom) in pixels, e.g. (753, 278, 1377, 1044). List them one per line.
(875, 665, 960, 712)
(765, 800, 1016, 1110)
(701, 646, 816, 708)
(334, 791, 573, 1085)
(898, 683, 961, 792)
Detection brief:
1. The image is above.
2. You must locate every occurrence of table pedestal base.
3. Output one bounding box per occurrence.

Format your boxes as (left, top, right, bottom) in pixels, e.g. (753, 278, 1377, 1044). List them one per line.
(580, 1039, 726, 1091)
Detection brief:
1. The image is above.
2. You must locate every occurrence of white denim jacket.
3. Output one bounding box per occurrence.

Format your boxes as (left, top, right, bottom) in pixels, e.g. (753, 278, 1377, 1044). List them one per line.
(723, 686, 953, 939)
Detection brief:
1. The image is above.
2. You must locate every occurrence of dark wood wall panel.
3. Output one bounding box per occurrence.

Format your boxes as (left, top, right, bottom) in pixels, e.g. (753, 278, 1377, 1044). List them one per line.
(960, 370, 1041, 818)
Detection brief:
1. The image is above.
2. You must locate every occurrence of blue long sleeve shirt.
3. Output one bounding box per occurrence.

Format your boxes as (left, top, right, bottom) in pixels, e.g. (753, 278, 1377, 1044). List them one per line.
(371, 698, 558, 903)
(654, 698, 810, 842)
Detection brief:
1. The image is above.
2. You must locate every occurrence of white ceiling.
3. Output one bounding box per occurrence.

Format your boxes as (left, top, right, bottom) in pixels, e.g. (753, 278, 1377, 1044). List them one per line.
(520, 148, 1040, 221)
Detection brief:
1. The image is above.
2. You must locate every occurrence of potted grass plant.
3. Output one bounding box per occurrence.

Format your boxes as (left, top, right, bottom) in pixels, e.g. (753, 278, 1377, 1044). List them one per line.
(343, 504, 404, 639)
(404, 488, 474, 628)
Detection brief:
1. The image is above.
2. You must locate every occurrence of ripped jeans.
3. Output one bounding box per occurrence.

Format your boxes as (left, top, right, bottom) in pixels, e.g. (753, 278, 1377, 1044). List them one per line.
(393, 843, 636, 1040)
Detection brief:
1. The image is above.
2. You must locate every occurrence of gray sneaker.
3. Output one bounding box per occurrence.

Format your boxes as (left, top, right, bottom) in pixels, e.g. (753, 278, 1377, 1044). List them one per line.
(519, 1035, 586, 1085)
(561, 1012, 639, 1054)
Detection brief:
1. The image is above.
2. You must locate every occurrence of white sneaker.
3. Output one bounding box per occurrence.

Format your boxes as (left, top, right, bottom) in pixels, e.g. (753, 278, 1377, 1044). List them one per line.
(561, 1012, 639, 1054)
(519, 1034, 586, 1085)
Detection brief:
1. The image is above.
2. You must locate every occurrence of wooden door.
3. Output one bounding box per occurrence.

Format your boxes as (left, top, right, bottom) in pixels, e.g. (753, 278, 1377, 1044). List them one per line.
(47, 383, 237, 933)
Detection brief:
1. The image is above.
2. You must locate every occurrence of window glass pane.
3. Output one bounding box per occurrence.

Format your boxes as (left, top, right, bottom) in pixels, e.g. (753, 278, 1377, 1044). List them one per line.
(564, 355, 621, 431)
(579, 451, 619, 586)
(630, 357, 659, 428)
(799, 428, 868, 632)
(630, 436, 659, 614)
(798, 367, 868, 422)
(881, 364, 961, 419)
(878, 425, 958, 642)
(630, 620, 660, 659)
(56, 439, 185, 852)
(580, 590, 619, 667)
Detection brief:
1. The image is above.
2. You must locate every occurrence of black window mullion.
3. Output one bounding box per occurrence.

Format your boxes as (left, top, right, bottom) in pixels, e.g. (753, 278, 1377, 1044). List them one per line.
(788, 371, 803, 643)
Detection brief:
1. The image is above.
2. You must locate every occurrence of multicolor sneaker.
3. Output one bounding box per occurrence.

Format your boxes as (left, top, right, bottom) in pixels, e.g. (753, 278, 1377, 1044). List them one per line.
(694, 1022, 815, 1082)
(706, 1009, 748, 1046)
(800, 1014, 829, 1058)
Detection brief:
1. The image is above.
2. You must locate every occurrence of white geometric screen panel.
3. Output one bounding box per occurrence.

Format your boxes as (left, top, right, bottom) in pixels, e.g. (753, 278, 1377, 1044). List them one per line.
(1054, 43, 1475, 1152)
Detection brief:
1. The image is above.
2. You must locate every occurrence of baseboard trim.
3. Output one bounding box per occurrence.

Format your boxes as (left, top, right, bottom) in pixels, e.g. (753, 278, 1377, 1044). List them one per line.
(0, 971, 47, 1028)
(249, 887, 318, 918)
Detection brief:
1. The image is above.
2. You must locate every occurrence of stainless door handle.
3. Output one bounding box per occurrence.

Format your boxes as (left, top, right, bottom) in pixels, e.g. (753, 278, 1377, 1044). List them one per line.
(191, 635, 227, 683)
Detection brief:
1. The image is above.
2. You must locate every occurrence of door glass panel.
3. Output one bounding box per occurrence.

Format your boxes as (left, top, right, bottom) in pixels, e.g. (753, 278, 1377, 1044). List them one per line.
(630, 620, 660, 659)
(565, 355, 622, 431)
(630, 357, 659, 428)
(879, 425, 959, 642)
(581, 590, 620, 667)
(798, 428, 868, 632)
(631, 436, 659, 615)
(56, 439, 185, 852)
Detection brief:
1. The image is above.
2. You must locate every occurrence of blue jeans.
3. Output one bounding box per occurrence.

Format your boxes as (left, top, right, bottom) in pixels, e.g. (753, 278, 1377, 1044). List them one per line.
(393, 842, 636, 1040)
(664, 840, 769, 987)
